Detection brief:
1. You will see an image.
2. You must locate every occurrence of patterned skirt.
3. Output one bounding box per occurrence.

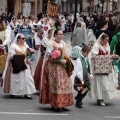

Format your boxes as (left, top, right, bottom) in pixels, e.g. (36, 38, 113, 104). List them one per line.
(34, 56, 44, 91)
(2, 61, 12, 93)
(39, 61, 74, 108)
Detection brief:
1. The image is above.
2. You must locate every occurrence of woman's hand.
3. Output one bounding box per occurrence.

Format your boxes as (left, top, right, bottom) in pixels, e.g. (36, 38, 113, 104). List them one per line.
(26, 58, 31, 65)
(110, 54, 119, 58)
(60, 59, 67, 65)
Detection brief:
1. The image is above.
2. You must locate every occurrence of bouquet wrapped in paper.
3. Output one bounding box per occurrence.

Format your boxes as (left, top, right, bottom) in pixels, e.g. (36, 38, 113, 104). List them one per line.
(74, 83, 90, 94)
(27, 48, 35, 59)
(74, 76, 90, 94)
(51, 49, 67, 68)
(78, 83, 91, 94)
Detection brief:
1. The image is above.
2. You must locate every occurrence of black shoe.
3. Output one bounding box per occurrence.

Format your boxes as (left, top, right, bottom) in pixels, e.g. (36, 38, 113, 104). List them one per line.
(62, 107, 69, 111)
(10, 95, 15, 98)
(80, 102, 83, 105)
(24, 95, 32, 100)
(75, 100, 83, 105)
(75, 96, 77, 100)
(75, 103, 83, 108)
(52, 107, 55, 110)
(75, 104, 83, 108)
(51, 107, 60, 112)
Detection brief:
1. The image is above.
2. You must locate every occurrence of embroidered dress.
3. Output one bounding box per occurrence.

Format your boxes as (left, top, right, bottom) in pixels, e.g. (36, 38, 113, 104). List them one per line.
(89, 42, 115, 100)
(0, 27, 11, 48)
(39, 40, 74, 108)
(3, 43, 36, 95)
(34, 46, 45, 91)
(34, 36, 53, 91)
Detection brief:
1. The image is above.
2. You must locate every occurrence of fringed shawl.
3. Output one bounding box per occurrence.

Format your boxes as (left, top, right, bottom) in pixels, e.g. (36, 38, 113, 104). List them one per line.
(64, 56, 74, 77)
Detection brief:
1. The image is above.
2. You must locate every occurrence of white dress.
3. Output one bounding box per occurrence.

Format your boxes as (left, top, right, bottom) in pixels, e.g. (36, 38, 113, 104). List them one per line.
(10, 21, 19, 43)
(0, 28, 11, 47)
(88, 43, 115, 100)
(9, 43, 36, 95)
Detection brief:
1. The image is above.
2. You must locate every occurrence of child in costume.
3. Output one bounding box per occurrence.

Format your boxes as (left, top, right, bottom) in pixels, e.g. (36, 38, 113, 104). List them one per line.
(74, 45, 93, 108)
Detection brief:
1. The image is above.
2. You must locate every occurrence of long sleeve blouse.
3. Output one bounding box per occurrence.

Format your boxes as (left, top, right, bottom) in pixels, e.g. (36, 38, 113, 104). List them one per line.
(76, 55, 92, 80)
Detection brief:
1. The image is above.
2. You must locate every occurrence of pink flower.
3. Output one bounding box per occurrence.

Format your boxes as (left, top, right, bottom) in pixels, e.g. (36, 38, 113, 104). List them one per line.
(51, 50, 61, 59)
(28, 48, 35, 53)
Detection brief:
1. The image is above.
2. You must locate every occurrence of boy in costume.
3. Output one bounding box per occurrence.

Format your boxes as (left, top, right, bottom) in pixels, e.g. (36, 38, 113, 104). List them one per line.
(74, 45, 93, 108)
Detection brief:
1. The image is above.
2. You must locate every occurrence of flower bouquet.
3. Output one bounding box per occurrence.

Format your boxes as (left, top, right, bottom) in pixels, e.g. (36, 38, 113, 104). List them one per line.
(74, 76, 90, 93)
(78, 83, 90, 94)
(27, 48, 35, 59)
(51, 49, 67, 69)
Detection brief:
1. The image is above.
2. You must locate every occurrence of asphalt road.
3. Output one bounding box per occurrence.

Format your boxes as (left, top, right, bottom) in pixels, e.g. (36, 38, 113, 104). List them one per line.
(0, 33, 120, 120)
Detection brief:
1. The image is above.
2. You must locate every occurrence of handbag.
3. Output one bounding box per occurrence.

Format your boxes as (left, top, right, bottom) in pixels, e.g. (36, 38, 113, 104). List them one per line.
(93, 55, 112, 75)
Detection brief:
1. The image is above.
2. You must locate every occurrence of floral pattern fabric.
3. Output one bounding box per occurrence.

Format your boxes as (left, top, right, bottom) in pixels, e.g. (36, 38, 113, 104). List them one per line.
(93, 55, 113, 75)
(39, 61, 74, 108)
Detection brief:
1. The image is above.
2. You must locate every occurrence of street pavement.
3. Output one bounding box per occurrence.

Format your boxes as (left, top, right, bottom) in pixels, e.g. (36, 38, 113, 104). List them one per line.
(0, 33, 120, 120)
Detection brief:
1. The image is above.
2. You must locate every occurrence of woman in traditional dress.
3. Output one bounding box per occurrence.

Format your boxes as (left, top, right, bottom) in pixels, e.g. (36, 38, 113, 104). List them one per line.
(34, 28, 54, 91)
(0, 19, 11, 50)
(87, 29, 96, 49)
(3, 34, 36, 99)
(89, 33, 115, 106)
(78, 17, 88, 45)
(17, 14, 24, 26)
(39, 29, 74, 111)
(10, 16, 20, 42)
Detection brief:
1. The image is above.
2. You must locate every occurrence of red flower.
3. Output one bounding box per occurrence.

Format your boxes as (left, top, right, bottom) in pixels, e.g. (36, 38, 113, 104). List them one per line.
(78, 84, 82, 87)
(80, 88, 83, 92)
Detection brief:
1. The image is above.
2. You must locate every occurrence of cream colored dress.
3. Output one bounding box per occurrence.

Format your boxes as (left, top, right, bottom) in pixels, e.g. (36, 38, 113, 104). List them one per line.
(0, 28, 11, 47)
(89, 42, 115, 100)
(9, 43, 36, 95)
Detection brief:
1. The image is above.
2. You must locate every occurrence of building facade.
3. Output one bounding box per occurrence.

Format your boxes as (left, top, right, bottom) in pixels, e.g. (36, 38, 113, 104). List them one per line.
(0, 0, 43, 17)
(0, 0, 7, 15)
(0, 0, 118, 17)
(50, 0, 117, 13)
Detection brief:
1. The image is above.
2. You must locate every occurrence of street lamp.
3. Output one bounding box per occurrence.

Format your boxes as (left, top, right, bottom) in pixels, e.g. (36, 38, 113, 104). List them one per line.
(72, 0, 78, 31)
